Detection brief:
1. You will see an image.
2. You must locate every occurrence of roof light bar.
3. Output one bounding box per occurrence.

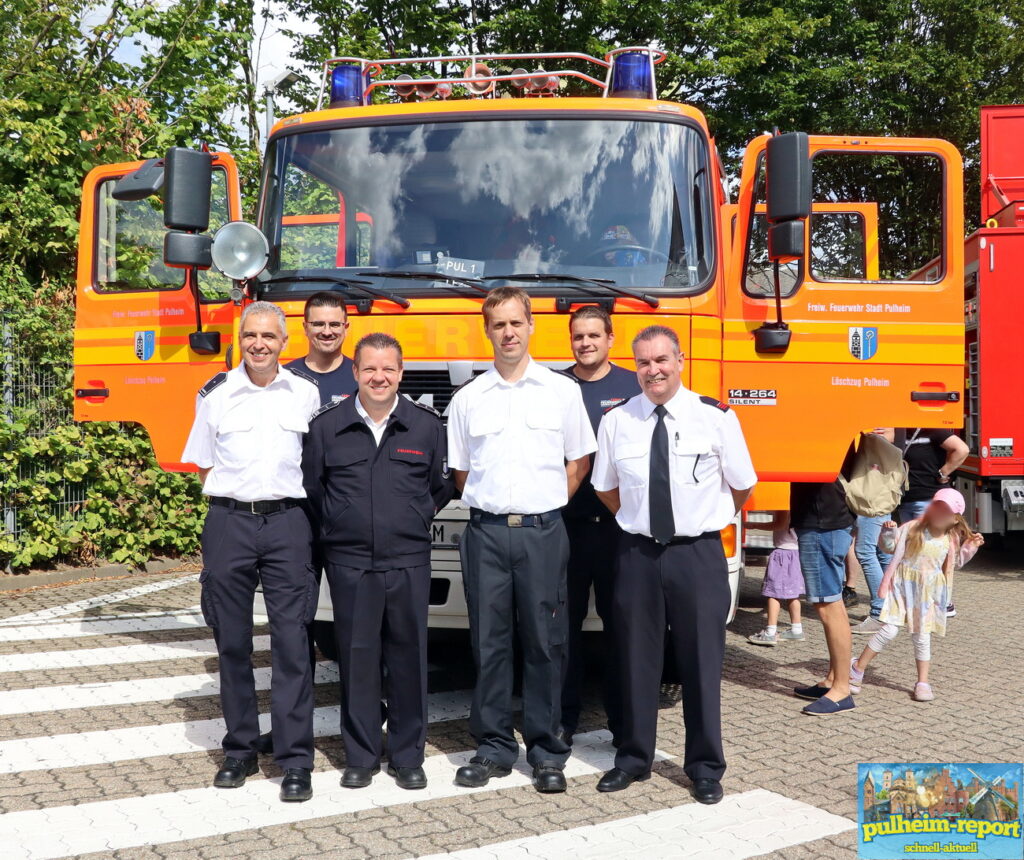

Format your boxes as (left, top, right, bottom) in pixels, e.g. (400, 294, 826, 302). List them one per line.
(314, 48, 666, 109)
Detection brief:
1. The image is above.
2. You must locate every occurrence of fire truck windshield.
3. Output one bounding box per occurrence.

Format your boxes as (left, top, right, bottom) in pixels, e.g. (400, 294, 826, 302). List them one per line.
(257, 117, 714, 296)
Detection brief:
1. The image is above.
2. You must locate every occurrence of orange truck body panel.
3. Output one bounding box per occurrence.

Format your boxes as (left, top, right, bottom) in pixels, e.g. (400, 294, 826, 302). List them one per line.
(73, 91, 966, 505)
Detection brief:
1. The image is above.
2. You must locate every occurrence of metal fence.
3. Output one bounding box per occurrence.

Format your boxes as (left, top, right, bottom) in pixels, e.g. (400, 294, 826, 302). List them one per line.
(1, 317, 86, 542)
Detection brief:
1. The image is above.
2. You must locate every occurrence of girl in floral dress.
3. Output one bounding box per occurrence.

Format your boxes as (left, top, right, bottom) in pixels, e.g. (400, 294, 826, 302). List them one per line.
(848, 488, 984, 702)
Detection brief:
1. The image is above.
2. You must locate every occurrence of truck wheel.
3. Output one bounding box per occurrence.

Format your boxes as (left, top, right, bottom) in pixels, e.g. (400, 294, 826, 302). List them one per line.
(312, 620, 338, 661)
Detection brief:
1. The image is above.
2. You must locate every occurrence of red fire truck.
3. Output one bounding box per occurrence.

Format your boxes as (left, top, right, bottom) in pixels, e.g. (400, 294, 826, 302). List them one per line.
(955, 105, 1024, 535)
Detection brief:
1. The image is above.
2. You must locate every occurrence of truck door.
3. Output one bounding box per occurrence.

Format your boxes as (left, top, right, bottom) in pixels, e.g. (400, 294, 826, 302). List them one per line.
(726, 135, 964, 481)
(73, 154, 242, 470)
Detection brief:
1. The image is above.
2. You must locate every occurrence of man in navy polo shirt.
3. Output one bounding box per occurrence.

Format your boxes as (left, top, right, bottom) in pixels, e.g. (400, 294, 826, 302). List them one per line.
(560, 306, 640, 746)
(286, 291, 357, 407)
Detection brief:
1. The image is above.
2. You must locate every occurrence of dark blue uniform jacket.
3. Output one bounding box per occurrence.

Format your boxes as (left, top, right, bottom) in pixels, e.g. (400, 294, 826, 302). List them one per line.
(302, 395, 454, 570)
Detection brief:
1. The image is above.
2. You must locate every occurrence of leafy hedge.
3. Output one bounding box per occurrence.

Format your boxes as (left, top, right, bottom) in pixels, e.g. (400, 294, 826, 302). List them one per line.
(0, 273, 206, 572)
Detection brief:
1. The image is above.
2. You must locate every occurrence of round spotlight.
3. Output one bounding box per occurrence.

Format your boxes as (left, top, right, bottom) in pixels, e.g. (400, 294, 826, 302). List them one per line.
(511, 68, 530, 89)
(210, 221, 270, 280)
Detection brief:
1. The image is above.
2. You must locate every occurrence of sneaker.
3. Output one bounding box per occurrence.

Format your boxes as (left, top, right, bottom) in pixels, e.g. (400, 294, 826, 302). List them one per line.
(747, 629, 777, 646)
(946, 603, 956, 618)
(913, 682, 935, 702)
(842, 586, 858, 608)
(851, 616, 885, 634)
(778, 628, 805, 641)
(849, 657, 864, 694)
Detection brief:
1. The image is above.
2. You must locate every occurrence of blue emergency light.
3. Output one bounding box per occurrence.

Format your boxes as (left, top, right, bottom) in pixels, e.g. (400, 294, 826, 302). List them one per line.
(609, 51, 655, 99)
(330, 64, 365, 107)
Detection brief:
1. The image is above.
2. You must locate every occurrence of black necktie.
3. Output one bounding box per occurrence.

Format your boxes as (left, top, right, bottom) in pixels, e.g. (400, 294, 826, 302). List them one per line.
(650, 404, 675, 544)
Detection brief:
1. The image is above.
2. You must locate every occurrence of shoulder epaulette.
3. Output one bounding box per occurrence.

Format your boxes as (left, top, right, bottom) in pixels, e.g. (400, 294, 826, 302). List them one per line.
(286, 365, 319, 387)
(450, 373, 483, 399)
(606, 394, 635, 411)
(699, 394, 730, 412)
(410, 398, 441, 418)
(310, 399, 343, 421)
(198, 372, 228, 398)
(556, 367, 580, 383)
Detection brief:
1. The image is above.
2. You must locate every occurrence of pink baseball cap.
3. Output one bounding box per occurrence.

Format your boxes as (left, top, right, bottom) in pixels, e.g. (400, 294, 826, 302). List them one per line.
(930, 487, 966, 515)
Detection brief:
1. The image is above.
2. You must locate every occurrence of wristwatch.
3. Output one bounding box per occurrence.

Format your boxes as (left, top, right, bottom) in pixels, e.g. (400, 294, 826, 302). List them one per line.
(938, 469, 950, 483)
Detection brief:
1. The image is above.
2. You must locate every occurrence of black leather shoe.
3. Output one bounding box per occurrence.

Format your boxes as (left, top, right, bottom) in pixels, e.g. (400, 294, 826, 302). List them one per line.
(388, 765, 427, 790)
(280, 767, 313, 802)
(555, 725, 573, 747)
(532, 765, 567, 793)
(455, 756, 512, 788)
(255, 732, 274, 755)
(596, 767, 650, 793)
(341, 765, 380, 788)
(692, 778, 724, 805)
(213, 756, 258, 788)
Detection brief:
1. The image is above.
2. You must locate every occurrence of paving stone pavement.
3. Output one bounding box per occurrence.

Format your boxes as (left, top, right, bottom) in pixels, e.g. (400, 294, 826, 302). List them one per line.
(0, 544, 1021, 859)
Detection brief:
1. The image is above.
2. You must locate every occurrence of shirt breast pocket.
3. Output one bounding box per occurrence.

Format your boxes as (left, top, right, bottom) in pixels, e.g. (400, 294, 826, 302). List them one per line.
(390, 447, 430, 497)
(674, 437, 718, 485)
(615, 442, 649, 488)
(216, 413, 255, 463)
(325, 448, 370, 491)
(278, 413, 309, 435)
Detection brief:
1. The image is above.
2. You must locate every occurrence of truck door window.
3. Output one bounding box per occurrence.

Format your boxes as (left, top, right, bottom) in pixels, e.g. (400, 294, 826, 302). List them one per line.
(743, 155, 799, 297)
(95, 168, 231, 297)
(809, 212, 867, 280)
(277, 164, 344, 269)
(810, 151, 944, 283)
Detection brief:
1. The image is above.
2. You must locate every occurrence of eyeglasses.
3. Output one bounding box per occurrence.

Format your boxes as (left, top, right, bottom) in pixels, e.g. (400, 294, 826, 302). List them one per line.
(306, 321, 348, 330)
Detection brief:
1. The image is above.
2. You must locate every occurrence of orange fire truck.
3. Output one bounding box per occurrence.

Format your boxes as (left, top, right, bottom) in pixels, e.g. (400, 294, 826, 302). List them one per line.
(73, 48, 968, 625)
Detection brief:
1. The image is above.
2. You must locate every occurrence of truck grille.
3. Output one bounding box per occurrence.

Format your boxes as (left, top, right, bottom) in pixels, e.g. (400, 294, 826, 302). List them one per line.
(400, 368, 484, 415)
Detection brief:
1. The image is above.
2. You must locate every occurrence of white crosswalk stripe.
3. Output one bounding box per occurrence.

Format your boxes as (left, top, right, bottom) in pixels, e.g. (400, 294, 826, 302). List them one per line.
(0, 574, 198, 626)
(0, 662, 337, 716)
(0, 691, 474, 773)
(0, 609, 205, 642)
(0, 730, 639, 860)
(419, 790, 855, 859)
(0, 634, 268, 674)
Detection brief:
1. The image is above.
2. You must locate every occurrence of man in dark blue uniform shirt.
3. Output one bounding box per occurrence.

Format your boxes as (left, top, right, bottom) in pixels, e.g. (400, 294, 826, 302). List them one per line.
(285, 291, 358, 407)
(560, 305, 641, 745)
(302, 333, 454, 791)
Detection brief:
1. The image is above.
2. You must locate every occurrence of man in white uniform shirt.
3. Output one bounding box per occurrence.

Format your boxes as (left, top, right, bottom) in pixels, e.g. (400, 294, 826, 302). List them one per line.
(591, 325, 757, 803)
(447, 287, 596, 794)
(182, 301, 320, 803)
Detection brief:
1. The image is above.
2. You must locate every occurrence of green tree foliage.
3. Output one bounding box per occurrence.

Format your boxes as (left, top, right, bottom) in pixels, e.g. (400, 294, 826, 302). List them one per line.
(0, 0, 262, 570)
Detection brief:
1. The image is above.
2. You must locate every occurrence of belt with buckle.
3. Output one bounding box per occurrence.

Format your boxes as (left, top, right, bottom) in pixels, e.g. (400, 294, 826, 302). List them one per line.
(209, 496, 302, 515)
(470, 508, 562, 528)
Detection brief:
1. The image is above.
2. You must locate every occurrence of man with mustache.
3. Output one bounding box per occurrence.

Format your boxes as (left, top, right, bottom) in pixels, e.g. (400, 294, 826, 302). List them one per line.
(447, 287, 596, 794)
(182, 301, 321, 802)
(591, 325, 756, 803)
(302, 333, 453, 791)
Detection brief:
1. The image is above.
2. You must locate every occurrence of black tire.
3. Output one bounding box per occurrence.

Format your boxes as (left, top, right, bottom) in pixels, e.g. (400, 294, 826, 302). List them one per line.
(312, 620, 338, 662)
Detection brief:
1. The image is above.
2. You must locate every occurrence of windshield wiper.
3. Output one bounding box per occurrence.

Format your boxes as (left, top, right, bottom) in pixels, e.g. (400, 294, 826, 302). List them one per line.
(481, 273, 659, 309)
(358, 269, 490, 295)
(259, 275, 410, 309)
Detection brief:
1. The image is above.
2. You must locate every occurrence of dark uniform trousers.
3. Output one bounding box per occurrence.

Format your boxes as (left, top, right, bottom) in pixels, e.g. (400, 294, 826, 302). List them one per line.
(199, 504, 318, 770)
(613, 530, 730, 781)
(325, 563, 431, 769)
(562, 515, 623, 739)
(461, 510, 572, 769)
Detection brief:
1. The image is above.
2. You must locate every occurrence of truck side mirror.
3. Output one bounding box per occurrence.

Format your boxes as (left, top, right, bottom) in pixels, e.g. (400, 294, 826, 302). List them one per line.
(767, 220, 804, 262)
(189, 331, 221, 355)
(164, 231, 213, 269)
(766, 132, 811, 224)
(164, 147, 213, 232)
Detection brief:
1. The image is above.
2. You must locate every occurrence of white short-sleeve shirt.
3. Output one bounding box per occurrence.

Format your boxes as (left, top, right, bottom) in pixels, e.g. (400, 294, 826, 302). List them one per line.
(591, 386, 758, 537)
(447, 359, 597, 515)
(181, 364, 320, 502)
